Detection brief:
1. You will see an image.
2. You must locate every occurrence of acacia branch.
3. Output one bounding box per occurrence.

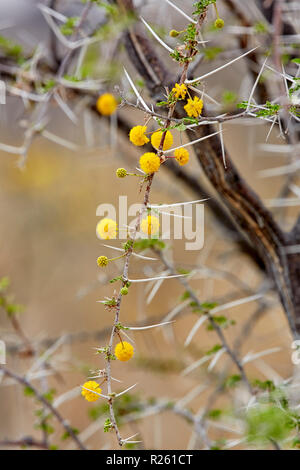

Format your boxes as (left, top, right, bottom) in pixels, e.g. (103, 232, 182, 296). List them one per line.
(152, 247, 253, 395)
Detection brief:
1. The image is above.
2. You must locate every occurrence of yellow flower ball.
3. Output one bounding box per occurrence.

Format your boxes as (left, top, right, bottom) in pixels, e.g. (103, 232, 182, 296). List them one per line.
(129, 125, 150, 146)
(139, 152, 161, 174)
(96, 218, 118, 240)
(141, 215, 160, 236)
(96, 93, 117, 116)
(151, 130, 173, 151)
(184, 97, 203, 118)
(115, 341, 134, 362)
(174, 148, 189, 166)
(172, 83, 187, 100)
(81, 381, 102, 402)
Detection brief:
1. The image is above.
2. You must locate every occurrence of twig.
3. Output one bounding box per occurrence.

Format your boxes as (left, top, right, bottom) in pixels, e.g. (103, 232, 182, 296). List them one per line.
(0, 437, 49, 450)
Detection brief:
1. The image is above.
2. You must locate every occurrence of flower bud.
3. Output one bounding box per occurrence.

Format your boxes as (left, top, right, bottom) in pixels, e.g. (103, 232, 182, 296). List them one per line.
(169, 29, 180, 38)
(116, 168, 127, 178)
(97, 256, 108, 267)
(215, 18, 225, 29)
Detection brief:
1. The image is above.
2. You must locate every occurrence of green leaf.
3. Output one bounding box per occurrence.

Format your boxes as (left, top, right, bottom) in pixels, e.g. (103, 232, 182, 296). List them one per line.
(201, 302, 218, 310)
(252, 379, 275, 392)
(6, 303, 23, 316)
(24, 386, 35, 397)
(203, 47, 223, 61)
(60, 17, 79, 36)
(0, 277, 10, 291)
(133, 238, 165, 251)
(207, 409, 223, 420)
(224, 374, 242, 388)
(61, 428, 79, 441)
(193, 0, 216, 15)
(109, 276, 123, 284)
(42, 388, 56, 403)
(222, 90, 237, 106)
(104, 418, 112, 432)
(180, 291, 191, 301)
(246, 405, 294, 444)
(205, 344, 222, 356)
(253, 22, 268, 34)
(156, 101, 169, 107)
(175, 122, 187, 131)
(0, 35, 23, 58)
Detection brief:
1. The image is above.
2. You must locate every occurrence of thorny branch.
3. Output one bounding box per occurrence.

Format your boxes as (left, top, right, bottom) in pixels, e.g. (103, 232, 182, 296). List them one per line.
(117, 0, 300, 339)
(152, 247, 253, 394)
(103, 6, 211, 446)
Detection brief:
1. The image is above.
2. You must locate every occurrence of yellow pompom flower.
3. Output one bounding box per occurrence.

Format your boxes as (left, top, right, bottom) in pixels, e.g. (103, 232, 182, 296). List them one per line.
(96, 93, 117, 116)
(151, 130, 173, 151)
(97, 256, 108, 267)
(172, 83, 187, 99)
(81, 381, 102, 402)
(139, 152, 161, 174)
(184, 97, 203, 118)
(116, 168, 127, 178)
(129, 125, 150, 146)
(174, 148, 189, 166)
(115, 341, 134, 362)
(96, 218, 118, 240)
(141, 215, 160, 236)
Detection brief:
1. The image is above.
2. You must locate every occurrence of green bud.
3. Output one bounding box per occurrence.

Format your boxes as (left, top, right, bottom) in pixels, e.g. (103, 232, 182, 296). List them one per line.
(169, 29, 180, 38)
(116, 168, 127, 178)
(215, 18, 225, 29)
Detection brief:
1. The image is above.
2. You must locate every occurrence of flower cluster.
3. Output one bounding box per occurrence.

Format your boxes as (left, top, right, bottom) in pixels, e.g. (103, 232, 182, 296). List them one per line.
(139, 152, 161, 174)
(87, 1, 217, 447)
(96, 218, 118, 240)
(174, 148, 189, 166)
(114, 341, 134, 361)
(129, 126, 149, 146)
(184, 96, 204, 118)
(141, 215, 160, 236)
(151, 130, 173, 151)
(172, 83, 187, 100)
(96, 93, 118, 116)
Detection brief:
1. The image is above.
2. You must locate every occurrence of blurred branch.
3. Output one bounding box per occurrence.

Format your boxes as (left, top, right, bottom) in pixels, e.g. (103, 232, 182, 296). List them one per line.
(152, 246, 253, 394)
(0, 366, 86, 450)
(0, 437, 49, 450)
